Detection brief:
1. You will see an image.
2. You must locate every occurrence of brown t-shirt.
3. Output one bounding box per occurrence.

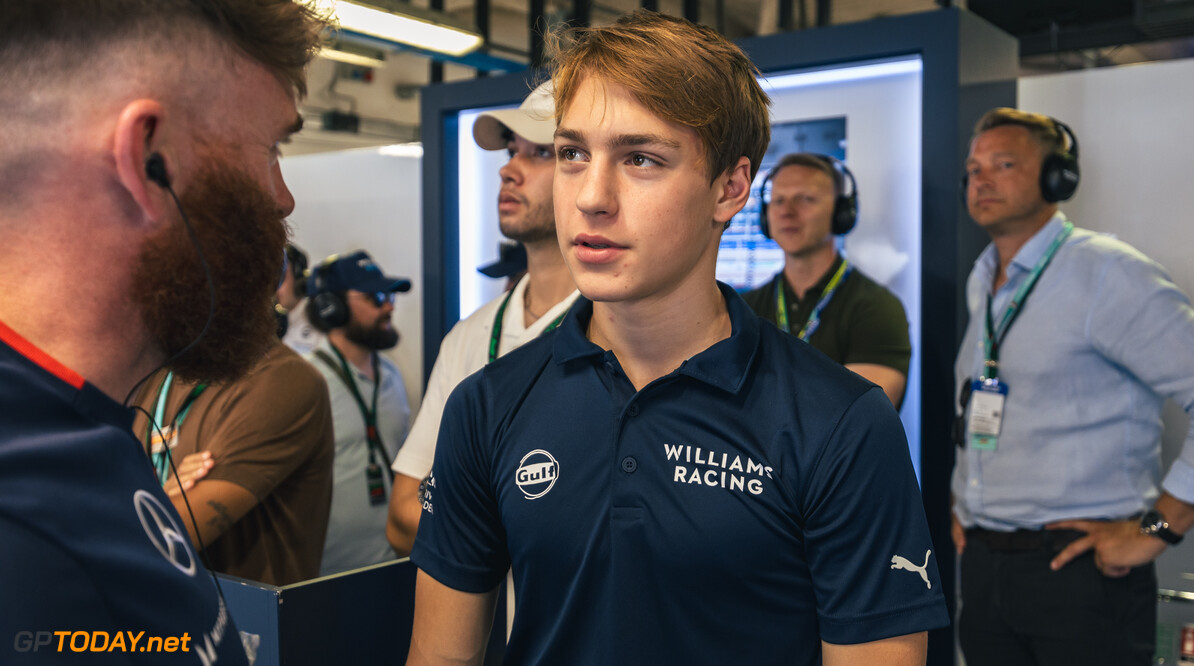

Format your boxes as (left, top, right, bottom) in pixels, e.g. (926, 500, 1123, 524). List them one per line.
(134, 340, 334, 585)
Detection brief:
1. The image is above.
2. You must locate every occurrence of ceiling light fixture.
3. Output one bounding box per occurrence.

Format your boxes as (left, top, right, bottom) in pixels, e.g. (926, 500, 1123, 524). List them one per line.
(315, 0, 484, 57)
(320, 46, 386, 68)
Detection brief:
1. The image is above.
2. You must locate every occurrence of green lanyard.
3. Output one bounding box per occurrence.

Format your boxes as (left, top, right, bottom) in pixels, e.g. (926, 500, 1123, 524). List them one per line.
(321, 346, 393, 473)
(775, 259, 853, 341)
(488, 278, 568, 363)
(982, 221, 1073, 380)
(145, 371, 207, 485)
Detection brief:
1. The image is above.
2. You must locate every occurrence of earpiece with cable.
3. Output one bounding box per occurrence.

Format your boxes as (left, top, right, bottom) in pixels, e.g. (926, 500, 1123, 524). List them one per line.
(146, 152, 170, 188)
(125, 151, 228, 608)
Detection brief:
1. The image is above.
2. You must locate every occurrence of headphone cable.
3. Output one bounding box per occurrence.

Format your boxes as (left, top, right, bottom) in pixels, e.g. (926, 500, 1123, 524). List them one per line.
(131, 403, 230, 613)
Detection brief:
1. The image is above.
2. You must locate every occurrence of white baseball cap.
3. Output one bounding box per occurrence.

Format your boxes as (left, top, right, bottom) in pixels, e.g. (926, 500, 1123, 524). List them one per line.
(472, 80, 556, 150)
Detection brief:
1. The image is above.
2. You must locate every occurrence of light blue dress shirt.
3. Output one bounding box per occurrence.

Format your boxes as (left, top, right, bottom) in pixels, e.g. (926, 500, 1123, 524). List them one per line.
(953, 214, 1194, 531)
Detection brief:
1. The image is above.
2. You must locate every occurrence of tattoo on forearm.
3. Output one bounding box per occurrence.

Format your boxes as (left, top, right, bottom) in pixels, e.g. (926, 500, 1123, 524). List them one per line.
(205, 500, 235, 535)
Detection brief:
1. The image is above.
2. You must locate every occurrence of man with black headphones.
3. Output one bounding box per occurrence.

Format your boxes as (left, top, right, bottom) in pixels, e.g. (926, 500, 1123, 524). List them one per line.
(742, 153, 911, 407)
(304, 250, 413, 575)
(951, 107, 1194, 665)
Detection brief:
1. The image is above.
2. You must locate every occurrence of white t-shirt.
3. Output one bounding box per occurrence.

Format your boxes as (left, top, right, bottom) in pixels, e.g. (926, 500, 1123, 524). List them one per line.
(392, 278, 580, 479)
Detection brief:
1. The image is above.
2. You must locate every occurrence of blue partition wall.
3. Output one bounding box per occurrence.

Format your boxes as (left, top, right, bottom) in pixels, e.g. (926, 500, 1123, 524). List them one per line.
(419, 9, 1018, 664)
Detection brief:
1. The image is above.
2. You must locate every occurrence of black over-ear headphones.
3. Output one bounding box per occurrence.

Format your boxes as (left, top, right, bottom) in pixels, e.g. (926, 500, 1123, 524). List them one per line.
(286, 246, 310, 296)
(758, 154, 858, 239)
(1038, 119, 1080, 202)
(961, 117, 1080, 204)
(307, 261, 349, 329)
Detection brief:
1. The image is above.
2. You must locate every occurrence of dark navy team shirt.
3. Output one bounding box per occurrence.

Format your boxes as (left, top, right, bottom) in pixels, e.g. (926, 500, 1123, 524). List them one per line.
(0, 322, 249, 665)
(413, 283, 949, 665)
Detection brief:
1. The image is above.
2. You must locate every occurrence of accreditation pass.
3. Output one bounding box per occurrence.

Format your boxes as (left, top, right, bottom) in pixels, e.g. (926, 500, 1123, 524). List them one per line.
(967, 378, 1008, 451)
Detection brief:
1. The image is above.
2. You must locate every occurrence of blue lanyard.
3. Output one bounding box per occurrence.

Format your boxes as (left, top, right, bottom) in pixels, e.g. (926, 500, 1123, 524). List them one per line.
(775, 260, 853, 341)
(982, 221, 1073, 379)
(145, 372, 207, 485)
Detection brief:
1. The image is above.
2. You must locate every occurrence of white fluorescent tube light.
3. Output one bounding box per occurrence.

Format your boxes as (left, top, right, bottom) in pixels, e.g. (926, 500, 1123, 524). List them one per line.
(763, 58, 923, 91)
(320, 47, 386, 68)
(316, 0, 484, 57)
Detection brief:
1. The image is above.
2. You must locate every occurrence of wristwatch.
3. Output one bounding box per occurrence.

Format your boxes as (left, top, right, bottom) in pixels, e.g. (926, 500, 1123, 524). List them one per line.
(1139, 509, 1184, 545)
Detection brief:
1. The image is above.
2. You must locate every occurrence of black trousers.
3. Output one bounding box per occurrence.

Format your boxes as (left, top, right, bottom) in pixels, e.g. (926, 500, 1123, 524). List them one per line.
(958, 533, 1156, 666)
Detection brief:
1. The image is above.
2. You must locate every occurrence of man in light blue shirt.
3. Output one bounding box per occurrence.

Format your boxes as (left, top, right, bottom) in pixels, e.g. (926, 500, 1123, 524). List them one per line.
(951, 107, 1194, 666)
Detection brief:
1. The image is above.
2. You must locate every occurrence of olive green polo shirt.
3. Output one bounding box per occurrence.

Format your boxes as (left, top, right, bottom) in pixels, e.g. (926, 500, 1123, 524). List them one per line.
(741, 255, 911, 375)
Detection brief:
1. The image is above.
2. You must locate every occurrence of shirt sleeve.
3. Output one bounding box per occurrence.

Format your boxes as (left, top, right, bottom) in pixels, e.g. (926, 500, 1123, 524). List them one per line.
(380, 357, 412, 460)
(196, 353, 335, 502)
(842, 284, 912, 375)
(800, 387, 949, 644)
(1086, 249, 1194, 504)
(408, 373, 509, 593)
(393, 320, 471, 479)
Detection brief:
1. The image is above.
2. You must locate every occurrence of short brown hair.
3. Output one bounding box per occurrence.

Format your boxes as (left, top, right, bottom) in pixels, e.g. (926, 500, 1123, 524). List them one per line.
(0, 0, 327, 98)
(550, 10, 771, 183)
(769, 153, 844, 195)
(973, 107, 1067, 157)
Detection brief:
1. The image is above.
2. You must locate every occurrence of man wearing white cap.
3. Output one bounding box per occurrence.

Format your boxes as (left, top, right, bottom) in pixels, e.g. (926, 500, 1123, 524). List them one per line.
(387, 82, 580, 556)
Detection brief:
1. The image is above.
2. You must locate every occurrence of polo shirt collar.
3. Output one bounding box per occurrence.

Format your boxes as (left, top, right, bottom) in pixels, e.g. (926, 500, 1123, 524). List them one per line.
(781, 252, 845, 304)
(314, 337, 373, 382)
(972, 212, 1068, 294)
(1007, 212, 1069, 276)
(552, 281, 760, 395)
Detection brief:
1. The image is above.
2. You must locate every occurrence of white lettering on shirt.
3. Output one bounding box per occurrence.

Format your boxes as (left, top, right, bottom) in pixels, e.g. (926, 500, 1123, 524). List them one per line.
(664, 443, 770, 495)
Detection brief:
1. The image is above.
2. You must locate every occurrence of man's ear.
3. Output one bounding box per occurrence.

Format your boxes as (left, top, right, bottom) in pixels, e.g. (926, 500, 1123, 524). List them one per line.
(713, 155, 752, 228)
(112, 99, 170, 225)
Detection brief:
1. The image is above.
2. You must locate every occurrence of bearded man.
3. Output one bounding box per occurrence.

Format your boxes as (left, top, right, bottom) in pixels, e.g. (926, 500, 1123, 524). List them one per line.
(0, 0, 329, 660)
(304, 251, 413, 575)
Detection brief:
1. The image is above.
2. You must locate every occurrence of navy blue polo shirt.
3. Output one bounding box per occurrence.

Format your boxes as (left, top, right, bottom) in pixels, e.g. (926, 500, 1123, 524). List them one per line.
(413, 283, 947, 665)
(0, 322, 248, 665)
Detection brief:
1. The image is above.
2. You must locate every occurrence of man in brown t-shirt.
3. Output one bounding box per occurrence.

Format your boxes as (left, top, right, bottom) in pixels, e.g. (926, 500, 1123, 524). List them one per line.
(135, 338, 334, 585)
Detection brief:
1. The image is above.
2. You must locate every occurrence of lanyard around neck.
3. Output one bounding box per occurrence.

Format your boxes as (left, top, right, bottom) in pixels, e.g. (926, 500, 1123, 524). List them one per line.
(146, 371, 207, 485)
(326, 346, 394, 469)
(488, 277, 568, 363)
(981, 221, 1073, 379)
(775, 259, 852, 341)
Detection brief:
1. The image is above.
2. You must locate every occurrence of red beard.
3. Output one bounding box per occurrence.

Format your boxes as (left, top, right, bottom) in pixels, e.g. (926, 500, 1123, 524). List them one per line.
(130, 156, 287, 384)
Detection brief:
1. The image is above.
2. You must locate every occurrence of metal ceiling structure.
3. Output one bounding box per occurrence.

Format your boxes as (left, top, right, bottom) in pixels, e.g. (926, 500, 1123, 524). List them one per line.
(290, 0, 1194, 155)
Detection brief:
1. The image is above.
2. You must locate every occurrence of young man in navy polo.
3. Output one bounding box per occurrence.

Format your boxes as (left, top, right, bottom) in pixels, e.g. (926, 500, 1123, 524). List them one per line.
(407, 10, 948, 666)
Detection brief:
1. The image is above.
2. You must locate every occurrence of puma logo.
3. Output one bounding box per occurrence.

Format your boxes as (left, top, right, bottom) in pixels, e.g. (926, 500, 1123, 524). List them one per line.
(890, 550, 932, 589)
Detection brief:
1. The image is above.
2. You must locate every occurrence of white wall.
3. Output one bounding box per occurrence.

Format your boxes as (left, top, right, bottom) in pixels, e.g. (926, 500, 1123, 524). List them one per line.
(1019, 58, 1194, 299)
(1020, 57, 1194, 593)
(280, 146, 425, 414)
